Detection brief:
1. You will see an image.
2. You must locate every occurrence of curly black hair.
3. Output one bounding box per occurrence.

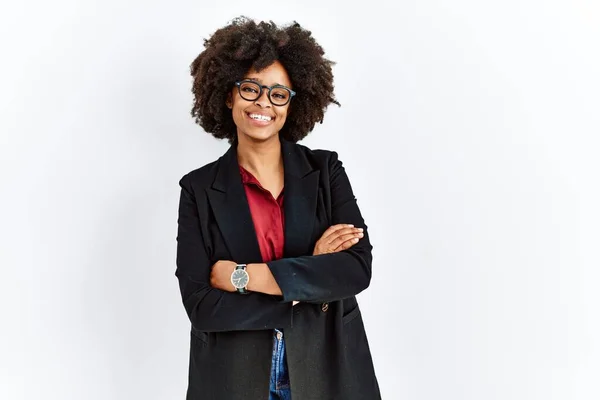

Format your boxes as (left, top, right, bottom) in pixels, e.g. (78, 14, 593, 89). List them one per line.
(190, 16, 340, 143)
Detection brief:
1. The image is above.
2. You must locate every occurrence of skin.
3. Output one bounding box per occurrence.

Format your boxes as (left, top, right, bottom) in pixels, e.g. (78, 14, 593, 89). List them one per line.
(225, 60, 291, 199)
(210, 61, 364, 299)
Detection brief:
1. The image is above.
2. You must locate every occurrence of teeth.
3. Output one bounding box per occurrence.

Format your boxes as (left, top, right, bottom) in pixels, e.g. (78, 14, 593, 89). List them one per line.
(249, 113, 272, 121)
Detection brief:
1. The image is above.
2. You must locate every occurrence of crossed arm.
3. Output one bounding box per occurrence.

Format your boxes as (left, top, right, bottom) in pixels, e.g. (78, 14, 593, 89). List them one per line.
(209, 224, 365, 297)
(175, 153, 373, 332)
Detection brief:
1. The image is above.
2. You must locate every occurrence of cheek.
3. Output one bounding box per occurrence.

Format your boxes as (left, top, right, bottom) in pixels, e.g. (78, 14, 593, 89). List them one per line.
(231, 103, 246, 122)
(276, 108, 290, 124)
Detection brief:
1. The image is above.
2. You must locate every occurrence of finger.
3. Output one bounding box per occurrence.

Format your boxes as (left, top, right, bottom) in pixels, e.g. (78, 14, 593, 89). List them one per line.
(320, 224, 353, 242)
(320, 224, 354, 242)
(333, 237, 360, 252)
(325, 228, 363, 246)
(330, 231, 363, 249)
(324, 227, 360, 243)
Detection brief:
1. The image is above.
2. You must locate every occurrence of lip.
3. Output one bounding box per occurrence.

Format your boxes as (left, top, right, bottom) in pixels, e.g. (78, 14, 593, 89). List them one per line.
(245, 111, 274, 126)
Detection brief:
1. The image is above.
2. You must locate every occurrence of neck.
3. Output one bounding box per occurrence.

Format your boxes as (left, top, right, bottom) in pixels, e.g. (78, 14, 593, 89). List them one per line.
(236, 134, 283, 176)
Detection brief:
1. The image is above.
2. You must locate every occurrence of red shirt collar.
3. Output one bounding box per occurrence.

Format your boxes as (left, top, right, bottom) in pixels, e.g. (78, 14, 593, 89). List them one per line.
(239, 165, 261, 185)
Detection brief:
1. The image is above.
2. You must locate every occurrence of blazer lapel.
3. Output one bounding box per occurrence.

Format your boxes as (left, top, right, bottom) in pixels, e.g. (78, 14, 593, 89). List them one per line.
(281, 139, 320, 258)
(206, 143, 263, 264)
(206, 139, 320, 263)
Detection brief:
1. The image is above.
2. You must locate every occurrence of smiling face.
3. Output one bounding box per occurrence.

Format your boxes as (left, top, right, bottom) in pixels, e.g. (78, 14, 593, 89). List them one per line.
(227, 60, 292, 144)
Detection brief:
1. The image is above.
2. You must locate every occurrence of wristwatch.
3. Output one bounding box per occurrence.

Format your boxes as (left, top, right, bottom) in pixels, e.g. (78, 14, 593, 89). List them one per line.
(230, 264, 250, 294)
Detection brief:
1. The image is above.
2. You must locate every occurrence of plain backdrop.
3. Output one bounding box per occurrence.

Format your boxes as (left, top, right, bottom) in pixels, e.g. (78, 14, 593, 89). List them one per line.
(1, 1, 599, 399)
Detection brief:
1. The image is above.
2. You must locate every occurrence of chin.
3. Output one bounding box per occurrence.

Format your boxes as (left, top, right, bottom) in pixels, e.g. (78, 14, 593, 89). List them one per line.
(241, 128, 280, 142)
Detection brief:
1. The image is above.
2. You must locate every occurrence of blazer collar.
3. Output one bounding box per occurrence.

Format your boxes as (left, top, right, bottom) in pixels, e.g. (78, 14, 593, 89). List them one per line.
(211, 138, 313, 193)
(207, 138, 320, 262)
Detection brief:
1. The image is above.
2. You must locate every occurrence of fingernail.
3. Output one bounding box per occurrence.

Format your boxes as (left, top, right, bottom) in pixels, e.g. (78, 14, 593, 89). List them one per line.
(358, 228, 363, 232)
(353, 238, 359, 242)
(347, 224, 354, 227)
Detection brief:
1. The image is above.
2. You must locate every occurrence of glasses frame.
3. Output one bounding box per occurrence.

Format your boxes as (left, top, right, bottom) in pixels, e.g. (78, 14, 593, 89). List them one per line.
(234, 79, 296, 106)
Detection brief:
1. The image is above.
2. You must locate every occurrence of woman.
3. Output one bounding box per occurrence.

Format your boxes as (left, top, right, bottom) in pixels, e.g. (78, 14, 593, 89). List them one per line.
(176, 17, 381, 400)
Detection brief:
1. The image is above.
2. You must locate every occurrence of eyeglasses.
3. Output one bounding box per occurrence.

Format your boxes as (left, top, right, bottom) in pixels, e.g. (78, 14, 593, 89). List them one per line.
(234, 80, 296, 106)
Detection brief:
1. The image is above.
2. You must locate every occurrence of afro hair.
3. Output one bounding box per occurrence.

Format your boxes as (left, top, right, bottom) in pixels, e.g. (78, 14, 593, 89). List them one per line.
(190, 16, 340, 143)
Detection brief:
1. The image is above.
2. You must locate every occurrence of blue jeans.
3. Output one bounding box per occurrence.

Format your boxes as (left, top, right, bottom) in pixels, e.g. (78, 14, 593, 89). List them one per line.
(269, 329, 291, 400)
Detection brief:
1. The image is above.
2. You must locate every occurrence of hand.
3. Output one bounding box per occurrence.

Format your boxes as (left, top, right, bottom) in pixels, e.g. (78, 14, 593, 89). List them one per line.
(210, 260, 237, 292)
(313, 224, 364, 256)
(294, 224, 363, 307)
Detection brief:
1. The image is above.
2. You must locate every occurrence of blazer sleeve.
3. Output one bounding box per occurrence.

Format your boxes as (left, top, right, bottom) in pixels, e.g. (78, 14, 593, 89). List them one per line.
(175, 174, 293, 332)
(266, 151, 373, 303)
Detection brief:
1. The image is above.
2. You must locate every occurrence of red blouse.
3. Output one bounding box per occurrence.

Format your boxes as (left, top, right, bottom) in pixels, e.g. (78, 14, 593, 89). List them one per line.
(239, 166, 285, 263)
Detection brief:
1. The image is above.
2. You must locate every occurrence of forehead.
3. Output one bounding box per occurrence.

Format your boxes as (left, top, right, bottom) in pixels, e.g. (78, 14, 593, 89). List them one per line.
(244, 61, 292, 87)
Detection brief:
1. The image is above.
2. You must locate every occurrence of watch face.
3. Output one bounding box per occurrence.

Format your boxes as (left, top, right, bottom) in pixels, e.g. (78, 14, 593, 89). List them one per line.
(231, 269, 249, 289)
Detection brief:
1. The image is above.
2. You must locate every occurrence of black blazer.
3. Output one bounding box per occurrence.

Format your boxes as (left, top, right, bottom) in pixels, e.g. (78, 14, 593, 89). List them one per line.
(176, 138, 381, 400)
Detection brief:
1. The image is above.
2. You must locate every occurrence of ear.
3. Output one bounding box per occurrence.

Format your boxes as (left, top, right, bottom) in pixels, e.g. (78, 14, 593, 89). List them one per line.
(226, 93, 233, 109)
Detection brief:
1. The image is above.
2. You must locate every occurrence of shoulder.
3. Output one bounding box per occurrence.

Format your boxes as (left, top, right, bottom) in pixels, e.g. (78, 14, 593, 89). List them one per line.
(291, 141, 343, 172)
(293, 142, 356, 198)
(178, 157, 220, 193)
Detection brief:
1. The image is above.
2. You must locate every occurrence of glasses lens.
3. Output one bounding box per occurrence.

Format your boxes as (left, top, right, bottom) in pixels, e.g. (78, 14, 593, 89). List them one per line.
(239, 81, 261, 101)
(269, 87, 291, 105)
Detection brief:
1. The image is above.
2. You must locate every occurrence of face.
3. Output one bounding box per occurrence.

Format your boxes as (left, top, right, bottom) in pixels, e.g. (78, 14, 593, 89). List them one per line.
(227, 60, 293, 144)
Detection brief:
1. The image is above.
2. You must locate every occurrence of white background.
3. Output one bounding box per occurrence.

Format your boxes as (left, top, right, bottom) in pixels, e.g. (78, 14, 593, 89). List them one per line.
(1, 1, 599, 399)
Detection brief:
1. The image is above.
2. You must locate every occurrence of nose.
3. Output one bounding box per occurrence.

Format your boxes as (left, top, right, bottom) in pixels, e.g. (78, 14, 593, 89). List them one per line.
(254, 88, 271, 108)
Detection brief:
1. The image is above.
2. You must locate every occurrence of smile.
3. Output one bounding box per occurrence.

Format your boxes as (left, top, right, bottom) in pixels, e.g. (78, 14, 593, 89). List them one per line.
(246, 112, 273, 122)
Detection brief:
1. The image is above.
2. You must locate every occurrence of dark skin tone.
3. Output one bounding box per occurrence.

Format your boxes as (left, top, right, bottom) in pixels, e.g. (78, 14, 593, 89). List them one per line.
(210, 61, 364, 302)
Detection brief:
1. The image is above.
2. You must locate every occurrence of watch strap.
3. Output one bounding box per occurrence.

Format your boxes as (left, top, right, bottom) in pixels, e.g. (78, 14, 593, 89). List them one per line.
(235, 264, 249, 294)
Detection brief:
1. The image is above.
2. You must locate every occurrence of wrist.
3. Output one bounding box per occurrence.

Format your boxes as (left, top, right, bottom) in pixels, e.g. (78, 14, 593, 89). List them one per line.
(230, 263, 249, 294)
(246, 263, 282, 296)
(245, 263, 265, 292)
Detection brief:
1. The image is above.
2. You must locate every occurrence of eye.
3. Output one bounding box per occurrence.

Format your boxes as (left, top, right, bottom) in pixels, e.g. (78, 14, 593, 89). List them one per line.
(239, 81, 260, 93)
(271, 89, 289, 100)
